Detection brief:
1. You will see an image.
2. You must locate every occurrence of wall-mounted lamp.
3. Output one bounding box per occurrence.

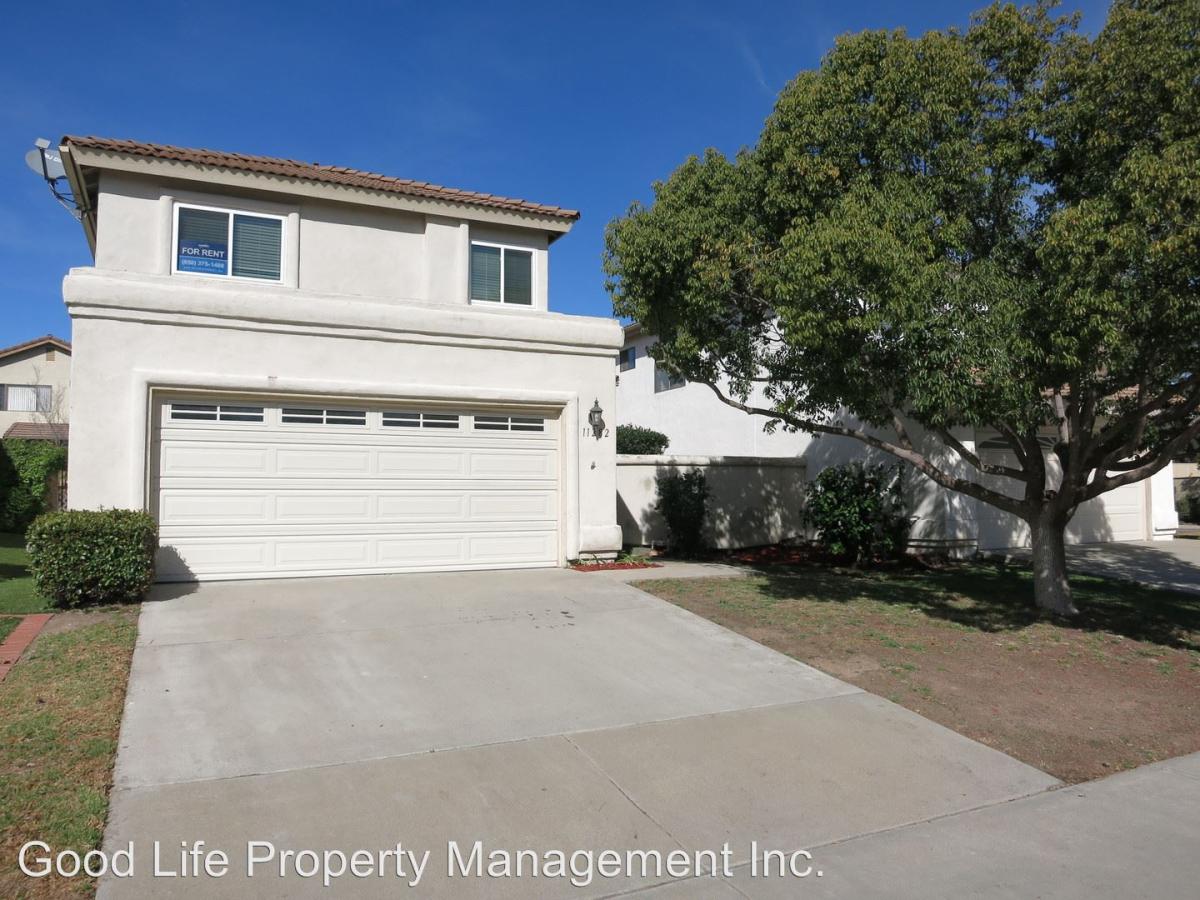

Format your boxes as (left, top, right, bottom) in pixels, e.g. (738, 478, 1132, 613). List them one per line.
(588, 399, 606, 440)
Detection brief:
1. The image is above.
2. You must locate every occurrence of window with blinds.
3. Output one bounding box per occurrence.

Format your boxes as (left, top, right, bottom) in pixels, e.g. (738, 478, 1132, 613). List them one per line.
(470, 242, 533, 305)
(1, 385, 51, 412)
(175, 203, 283, 282)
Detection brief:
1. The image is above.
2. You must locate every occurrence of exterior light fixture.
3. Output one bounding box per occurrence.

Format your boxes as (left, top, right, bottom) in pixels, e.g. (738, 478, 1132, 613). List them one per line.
(588, 399, 606, 440)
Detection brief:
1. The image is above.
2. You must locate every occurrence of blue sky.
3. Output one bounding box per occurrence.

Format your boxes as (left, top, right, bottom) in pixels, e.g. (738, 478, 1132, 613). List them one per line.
(0, 0, 1110, 346)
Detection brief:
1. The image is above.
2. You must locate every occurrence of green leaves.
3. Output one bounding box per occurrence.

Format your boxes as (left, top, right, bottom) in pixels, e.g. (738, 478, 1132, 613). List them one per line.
(604, 0, 1199, 458)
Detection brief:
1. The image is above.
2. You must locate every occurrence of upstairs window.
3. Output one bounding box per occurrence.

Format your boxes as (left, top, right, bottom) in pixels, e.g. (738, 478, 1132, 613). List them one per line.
(1, 385, 51, 412)
(175, 203, 284, 282)
(470, 242, 533, 305)
(618, 347, 636, 371)
(654, 366, 686, 393)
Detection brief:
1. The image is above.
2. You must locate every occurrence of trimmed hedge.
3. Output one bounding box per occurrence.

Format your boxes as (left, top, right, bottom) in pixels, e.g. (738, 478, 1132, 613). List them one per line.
(616, 425, 670, 455)
(0, 439, 67, 532)
(27, 510, 158, 608)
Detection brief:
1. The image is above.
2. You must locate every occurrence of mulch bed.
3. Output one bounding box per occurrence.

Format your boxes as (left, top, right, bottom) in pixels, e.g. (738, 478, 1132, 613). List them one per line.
(572, 561, 662, 572)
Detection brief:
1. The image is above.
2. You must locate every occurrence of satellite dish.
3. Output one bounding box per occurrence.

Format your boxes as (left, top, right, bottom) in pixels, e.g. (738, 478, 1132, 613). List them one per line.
(26, 139, 66, 181)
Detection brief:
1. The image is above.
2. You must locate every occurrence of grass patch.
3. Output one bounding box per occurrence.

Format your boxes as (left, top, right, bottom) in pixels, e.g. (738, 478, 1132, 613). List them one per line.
(0, 611, 138, 898)
(0, 616, 20, 643)
(0, 533, 51, 615)
(639, 562, 1200, 784)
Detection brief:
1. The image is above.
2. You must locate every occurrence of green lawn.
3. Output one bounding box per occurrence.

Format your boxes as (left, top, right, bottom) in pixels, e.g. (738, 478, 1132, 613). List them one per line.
(0, 610, 139, 898)
(0, 532, 50, 615)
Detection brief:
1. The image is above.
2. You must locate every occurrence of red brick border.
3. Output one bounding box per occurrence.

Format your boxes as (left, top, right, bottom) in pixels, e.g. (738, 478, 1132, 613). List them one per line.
(0, 614, 53, 682)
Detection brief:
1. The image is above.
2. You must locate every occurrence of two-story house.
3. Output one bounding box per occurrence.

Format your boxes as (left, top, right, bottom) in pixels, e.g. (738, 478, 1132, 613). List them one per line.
(0, 334, 71, 442)
(59, 136, 622, 581)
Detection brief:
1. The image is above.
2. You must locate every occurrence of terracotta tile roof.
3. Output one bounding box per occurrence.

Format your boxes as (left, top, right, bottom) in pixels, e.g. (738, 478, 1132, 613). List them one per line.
(3, 422, 68, 442)
(62, 136, 580, 221)
(0, 334, 71, 362)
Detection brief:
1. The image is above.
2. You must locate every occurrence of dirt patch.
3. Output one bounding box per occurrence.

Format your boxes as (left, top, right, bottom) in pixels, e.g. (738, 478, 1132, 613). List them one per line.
(38, 605, 139, 638)
(640, 566, 1200, 784)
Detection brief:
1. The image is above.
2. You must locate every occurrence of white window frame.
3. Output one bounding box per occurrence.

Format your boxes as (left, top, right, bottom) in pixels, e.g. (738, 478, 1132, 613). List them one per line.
(172, 201, 286, 283)
(469, 240, 535, 306)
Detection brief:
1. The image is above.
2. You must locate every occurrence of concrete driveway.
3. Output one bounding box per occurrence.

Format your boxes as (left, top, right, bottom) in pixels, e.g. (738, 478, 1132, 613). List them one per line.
(102, 568, 1059, 898)
(1001, 538, 1200, 595)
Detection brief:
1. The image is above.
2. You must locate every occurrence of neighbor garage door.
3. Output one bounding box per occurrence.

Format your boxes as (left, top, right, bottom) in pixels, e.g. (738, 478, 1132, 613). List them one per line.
(152, 396, 560, 580)
(976, 446, 1147, 550)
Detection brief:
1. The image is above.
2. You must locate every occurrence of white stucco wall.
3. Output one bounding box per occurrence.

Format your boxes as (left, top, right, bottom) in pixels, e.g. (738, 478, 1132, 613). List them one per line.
(0, 345, 71, 431)
(617, 455, 807, 549)
(615, 331, 1177, 549)
(64, 266, 623, 562)
(92, 172, 552, 311)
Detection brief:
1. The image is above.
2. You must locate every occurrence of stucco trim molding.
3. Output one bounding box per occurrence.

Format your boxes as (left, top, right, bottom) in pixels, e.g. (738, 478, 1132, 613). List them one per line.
(64, 268, 623, 357)
(617, 454, 808, 468)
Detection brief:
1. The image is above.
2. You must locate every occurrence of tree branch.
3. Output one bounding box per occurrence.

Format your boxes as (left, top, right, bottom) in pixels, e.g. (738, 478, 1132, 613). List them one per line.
(699, 380, 1030, 517)
(935, 426, 1032, 481)
(1079, 416, 1200, 502)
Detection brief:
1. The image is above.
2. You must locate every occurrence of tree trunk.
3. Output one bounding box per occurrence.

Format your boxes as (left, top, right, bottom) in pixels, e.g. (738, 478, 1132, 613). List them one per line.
(1029, 514, 1076, 615)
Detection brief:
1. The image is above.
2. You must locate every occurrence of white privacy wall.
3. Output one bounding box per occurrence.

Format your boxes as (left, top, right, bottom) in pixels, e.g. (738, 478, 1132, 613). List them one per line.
(617, 456, 807, 549)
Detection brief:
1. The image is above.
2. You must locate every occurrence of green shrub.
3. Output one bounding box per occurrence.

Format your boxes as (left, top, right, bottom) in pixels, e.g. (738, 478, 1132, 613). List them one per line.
(654, 468, 708, 556)
(0, 439, 67, 532)
(617, 425, 670, 455)
(803, 463, 910, 564)
(1185, 494, 1200, 525)
(26, 510, 158, 608)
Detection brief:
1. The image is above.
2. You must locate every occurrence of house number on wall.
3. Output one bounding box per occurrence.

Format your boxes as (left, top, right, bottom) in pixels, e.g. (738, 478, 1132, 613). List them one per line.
(583, 427, 611, 438)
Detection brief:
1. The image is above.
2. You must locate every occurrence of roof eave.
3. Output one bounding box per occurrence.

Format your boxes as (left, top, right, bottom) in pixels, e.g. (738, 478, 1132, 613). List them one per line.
(66, 145, 578, 237)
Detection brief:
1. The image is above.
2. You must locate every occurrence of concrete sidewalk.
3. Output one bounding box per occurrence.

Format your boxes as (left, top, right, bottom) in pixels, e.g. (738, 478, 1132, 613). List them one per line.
(694, 751, 1200, 898)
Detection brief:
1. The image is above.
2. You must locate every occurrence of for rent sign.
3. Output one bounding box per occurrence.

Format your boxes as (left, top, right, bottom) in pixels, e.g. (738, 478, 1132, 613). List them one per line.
(178, 240, 227, 274)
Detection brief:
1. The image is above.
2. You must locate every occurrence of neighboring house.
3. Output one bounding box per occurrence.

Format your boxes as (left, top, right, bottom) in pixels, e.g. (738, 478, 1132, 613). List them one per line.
(617, 323, 1179, 552)
(0, 335, 70, 438)
(58, 136, 622, 581)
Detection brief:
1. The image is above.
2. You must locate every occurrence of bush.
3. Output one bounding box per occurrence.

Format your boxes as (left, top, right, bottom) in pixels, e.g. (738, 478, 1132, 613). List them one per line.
(0, 439, 67, 532)
(1185, 494, 1200, 525)
(27, 509, 158, 608)
(655, 468, 708, 556)
(617, 425, 670, 455)
(803, 463, 910, 564)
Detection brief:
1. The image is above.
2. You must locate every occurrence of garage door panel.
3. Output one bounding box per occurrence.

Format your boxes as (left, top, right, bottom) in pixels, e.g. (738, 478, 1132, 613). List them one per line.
(160, 444, 272, 476)
(376, 536, 468, 566)
(469, 492, 556, 521)
(155, 397, 561, 580)
(275, 493, 374, 521)
(276, 448, 372, 475)
(470, 450, 556, 478)
(376, 450, 469, 478)
(375, 493, 468, 520)
(469, 532, 558, 562)
(160, 493, 272, 525)
(274, 539, 372, 568)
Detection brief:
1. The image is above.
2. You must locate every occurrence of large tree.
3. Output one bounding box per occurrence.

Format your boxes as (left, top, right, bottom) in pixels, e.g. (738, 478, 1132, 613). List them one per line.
(604, 0, 1200, 614)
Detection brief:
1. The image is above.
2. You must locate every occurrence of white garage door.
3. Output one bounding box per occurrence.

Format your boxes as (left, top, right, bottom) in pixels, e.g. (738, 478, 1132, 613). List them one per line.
(976, 446, 1147, 550)
(152, 396, 560, 581)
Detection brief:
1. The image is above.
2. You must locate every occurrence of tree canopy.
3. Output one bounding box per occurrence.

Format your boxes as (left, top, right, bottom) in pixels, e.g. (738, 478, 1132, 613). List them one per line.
(604, 0, 1200, 613)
